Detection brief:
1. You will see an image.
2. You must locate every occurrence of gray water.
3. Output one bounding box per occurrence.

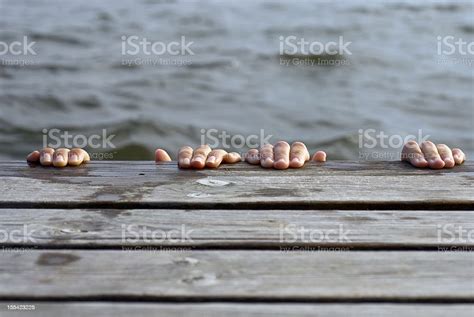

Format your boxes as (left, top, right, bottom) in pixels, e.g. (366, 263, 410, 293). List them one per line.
(0, 0, 473, 160)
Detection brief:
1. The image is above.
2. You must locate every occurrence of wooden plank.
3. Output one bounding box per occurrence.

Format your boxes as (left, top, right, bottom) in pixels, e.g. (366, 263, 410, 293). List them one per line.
(0, 250, 472, 301)
(0, 161, 472, 209)
(1, 303, 473, 317)
(0, 208, 473, 248)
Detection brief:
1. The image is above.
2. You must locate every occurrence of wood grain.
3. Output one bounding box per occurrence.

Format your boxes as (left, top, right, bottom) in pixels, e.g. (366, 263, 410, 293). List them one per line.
(1, 161, 473, 310)
(0, 161, 472, 209)
(0, 250, 472, 301)
(0, 208, 472, 249)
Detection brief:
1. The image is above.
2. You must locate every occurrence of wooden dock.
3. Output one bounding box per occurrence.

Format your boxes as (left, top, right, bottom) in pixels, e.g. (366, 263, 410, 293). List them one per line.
(0, 161, 473, 316)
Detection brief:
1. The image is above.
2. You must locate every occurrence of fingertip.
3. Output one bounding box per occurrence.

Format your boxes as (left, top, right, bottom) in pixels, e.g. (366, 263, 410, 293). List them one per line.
(404, 140, 419, 148)
(452, 149, 466, 165)
(245, 149, 260, 165)
(274, 158, 289, 170)
(205, 156, 218, 168)
(231, 152, 242, 161)
(155, 148, 172, 162)
(191, 157, 205, 169)
(67, 149, 84, 166)
(443, 158, 455, 168)
(224, 152, 242, 164)
(178, 157, 191, 169)
(69, 152, 79, 162)
(289, 157, 304, 168)
(421, 140, 435, 148)
(428, 158, 445, 169)
(52, 153, 68, 167)
(453, 154, 462, 165)
(312, 151, 326, 162)
(27, 151, 40, 163)
(275, 140, 290, 148)
(410, 157, 428, 168)
(206, 155, 216, 163)
(261, 157, 274, 168)
(40, 151, 53, 166)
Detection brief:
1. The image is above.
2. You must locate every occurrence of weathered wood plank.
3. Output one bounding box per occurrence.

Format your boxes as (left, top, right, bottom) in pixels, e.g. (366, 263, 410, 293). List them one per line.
(0, 161, 472, 209)
(0, 209, 473, 249)
(1, 303, 473, 317)
(0, 250, 472, 300)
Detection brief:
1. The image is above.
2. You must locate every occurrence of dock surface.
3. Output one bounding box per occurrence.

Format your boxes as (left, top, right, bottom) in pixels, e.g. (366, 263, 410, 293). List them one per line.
(0, 161, 473, 316)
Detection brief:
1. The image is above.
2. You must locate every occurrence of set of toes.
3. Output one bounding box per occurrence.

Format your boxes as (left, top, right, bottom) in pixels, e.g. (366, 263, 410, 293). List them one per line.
(245, 141, 326, 169)
(402, 141, 465, 169)
(27, 148, 90, 167)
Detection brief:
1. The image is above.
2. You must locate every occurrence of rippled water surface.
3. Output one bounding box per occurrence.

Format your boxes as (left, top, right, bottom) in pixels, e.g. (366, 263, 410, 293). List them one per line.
(0, 0, 472, 160)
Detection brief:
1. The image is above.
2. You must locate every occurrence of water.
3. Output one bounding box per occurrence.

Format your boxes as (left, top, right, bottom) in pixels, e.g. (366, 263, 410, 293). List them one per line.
(0, 0, 473, 160)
